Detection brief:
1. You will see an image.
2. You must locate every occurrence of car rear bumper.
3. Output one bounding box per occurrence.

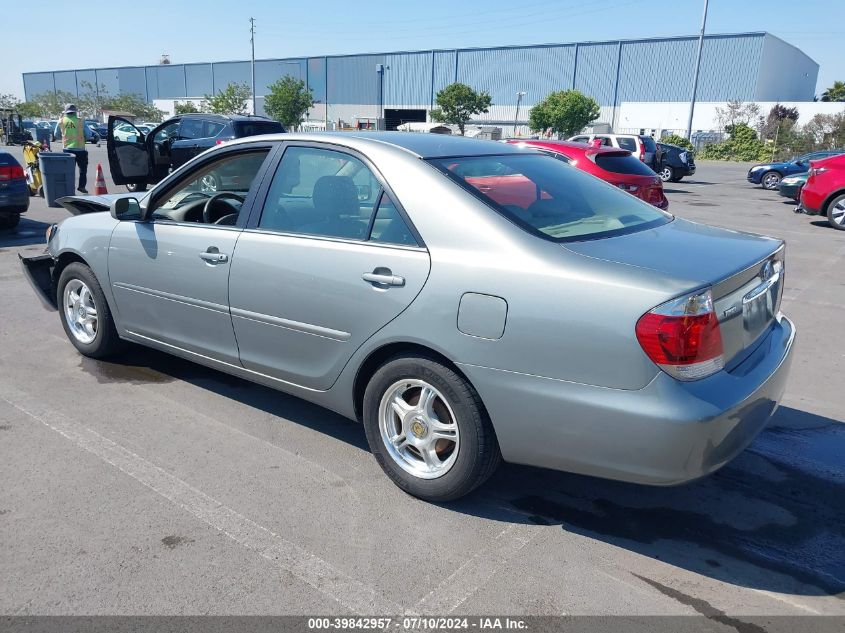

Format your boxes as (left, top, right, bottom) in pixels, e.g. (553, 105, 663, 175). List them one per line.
(19, 253, 57, 310)
(459, 315, 795, 485)
(0, 182, 30, 214)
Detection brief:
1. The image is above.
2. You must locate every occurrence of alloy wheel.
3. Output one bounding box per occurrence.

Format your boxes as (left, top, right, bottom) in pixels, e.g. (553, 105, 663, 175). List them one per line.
(63, 279, 98, 344)
(830, 197, 845, 227)
(659, 167, 673, 182)
(378, 379, 460, 479)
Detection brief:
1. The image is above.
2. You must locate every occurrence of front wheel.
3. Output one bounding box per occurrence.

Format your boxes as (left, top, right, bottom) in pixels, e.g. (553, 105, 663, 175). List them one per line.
(362, 355, 501, 502)
(826, 193, 845, 230)
(658, 165, 674, 182)
(126, 182, 147, 193)
(57, 263, 124, 358)
(761, 171, 781, 190)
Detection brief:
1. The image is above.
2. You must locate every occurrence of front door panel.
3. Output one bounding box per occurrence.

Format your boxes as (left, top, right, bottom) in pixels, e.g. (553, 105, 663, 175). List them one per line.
(108, 222, 241, 364)
(228, 233, 430, 390)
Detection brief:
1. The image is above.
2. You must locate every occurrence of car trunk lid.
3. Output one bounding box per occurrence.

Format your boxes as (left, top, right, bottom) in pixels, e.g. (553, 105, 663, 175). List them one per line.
(564, 218, 785, 367)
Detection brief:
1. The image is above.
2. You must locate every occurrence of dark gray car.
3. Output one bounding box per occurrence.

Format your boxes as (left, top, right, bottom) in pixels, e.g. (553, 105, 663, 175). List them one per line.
(20, 132, 795, 502)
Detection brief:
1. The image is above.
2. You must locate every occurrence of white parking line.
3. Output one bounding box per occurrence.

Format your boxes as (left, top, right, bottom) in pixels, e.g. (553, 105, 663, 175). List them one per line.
(0, 383, 406, 616)
(413, 521, 539, 613)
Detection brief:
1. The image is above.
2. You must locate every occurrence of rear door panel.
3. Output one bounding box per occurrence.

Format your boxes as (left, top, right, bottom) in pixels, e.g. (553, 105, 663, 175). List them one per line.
(106, 117, 151, 185)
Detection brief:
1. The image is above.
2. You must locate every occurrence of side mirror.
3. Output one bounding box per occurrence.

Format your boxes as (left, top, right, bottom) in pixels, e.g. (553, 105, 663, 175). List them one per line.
(794, 159, 805, 167)
(111, 197, 143, 221)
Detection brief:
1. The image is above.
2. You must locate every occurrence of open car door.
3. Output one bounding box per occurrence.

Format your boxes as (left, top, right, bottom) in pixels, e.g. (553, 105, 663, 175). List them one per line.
(106, 116, 152, 185)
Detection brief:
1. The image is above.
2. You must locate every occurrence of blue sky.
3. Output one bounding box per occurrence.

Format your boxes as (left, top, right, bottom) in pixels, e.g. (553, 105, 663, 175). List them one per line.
(2, 0, 842, 99)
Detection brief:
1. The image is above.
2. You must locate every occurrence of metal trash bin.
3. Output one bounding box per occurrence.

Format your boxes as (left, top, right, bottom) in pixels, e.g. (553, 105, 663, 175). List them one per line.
(38, 152, 77, 208)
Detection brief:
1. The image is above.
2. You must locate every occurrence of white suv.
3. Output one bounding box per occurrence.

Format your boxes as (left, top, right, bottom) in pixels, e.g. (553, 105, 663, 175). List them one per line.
(568, 133, 657, 168)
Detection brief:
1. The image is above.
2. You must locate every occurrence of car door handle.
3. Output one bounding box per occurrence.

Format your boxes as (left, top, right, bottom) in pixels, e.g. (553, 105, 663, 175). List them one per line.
(199, 251, 228, 264)
(362, 270, 405, 287)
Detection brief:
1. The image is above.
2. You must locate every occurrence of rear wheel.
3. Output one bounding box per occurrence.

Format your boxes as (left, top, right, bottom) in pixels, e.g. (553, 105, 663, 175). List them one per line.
(826, 193, 845, 230)
(57, 263, 124, 358)
(658, 165, 674, 182)
(126, 183, 147, 193)
(761, 171, 781, 190)
(362, 355, 501, 502)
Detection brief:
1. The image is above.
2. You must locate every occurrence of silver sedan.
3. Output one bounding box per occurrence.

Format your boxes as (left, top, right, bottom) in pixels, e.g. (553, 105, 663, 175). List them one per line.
(21, 132, 795, 501)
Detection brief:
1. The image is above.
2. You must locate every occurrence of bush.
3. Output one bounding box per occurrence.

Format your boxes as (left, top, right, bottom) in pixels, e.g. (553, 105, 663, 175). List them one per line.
(660, 134, 694, 152)
(697, 124, 770, 162)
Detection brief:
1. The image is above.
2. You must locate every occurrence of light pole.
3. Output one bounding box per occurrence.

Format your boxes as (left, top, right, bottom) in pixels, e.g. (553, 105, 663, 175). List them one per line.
(376, 64, 389, 129)
(686, 0, 709, 140)
(514, 91, 526, 137)
(249, 17, 256, 115)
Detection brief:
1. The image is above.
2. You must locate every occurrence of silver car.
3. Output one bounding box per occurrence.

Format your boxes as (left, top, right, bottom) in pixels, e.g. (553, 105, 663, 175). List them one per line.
(20, 132, 795, 502)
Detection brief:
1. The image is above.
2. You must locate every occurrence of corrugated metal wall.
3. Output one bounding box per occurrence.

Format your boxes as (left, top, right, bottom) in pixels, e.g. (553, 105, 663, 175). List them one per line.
(20, 33, 816, 113)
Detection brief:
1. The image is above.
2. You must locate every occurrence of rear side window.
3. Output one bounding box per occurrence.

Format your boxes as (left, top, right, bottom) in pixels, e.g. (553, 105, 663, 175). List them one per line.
(234, 121, 285, 137)
(431, 154, 670, 242)
(616, 137, 637, 152)
(179, 118, 205, 139)
(594, 153, 656, 176)
(640, 136, 657, 152)
(205, 121, 226, 137)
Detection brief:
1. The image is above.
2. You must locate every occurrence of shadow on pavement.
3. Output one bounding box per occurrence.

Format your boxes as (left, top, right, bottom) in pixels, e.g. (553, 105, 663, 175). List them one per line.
(79, 346, 844, 597)
(0, 215, 50, 249)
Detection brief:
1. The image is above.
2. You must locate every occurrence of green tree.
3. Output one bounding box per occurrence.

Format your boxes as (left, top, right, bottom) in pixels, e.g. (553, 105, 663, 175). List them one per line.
(31, 90, 76, 119)
(202, 82, 251, 115)
(77, 81, 110, 118)
(17, 102, 43, 118)
(430, 82, 492, 135)
(698, 123, 769, 162)
(174, 100, 202, 114)
(529, 90, 600, 138)
(660, 134, 694, 152)
(820, 81, 845, 102)
(263, 77, 314, 130)
(0, 93, 20, 109)
(101, 93, 165, 122)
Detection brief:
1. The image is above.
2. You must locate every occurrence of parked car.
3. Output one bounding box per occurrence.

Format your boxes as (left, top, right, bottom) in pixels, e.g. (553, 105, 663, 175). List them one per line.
(747, 150, 845, 190)
(52, 120, 100, 144)
(778, 172, 808, 202)
(800, 153, 845, 230)
(505, 139, 668, 209)
(20, 132, 795, 501)
(655, 142, 696, 182)
(90, 122, 109, 138)
(0, 150, 29, 229)
(106, 113, 285, 192)
(568, 133, 657, 167)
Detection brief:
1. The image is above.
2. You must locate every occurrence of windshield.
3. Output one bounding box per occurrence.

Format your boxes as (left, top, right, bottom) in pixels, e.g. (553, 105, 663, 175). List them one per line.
(430, 154, 671, 242)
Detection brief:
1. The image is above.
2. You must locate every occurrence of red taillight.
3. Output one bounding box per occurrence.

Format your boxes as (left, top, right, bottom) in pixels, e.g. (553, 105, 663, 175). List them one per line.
(639, 146, 645, 161)
(635, 289, 724, 381)
(0, 165, 25, 181)
(216, 139, 225, 145)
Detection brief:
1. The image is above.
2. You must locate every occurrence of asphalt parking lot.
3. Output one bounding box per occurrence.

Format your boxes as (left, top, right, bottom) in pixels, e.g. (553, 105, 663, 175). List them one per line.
(1, 146, 843, 619)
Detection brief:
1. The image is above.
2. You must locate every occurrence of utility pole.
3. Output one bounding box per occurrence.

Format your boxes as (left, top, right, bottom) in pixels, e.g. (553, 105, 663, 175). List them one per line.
(249, 17, 257, 115)
(686, 0, 709, 140)
(514, 91, 526, 137)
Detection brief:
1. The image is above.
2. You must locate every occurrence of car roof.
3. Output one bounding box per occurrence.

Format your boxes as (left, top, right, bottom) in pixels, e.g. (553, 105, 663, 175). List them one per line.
(505, 139, 630, 155)
(228, 131, 528, 159)
(178, 113, 275, 122)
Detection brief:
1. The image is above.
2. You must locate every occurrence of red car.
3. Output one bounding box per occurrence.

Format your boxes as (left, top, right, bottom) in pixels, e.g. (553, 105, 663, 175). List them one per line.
(801, 154, 845, 230)
(505, 140, 668, 210)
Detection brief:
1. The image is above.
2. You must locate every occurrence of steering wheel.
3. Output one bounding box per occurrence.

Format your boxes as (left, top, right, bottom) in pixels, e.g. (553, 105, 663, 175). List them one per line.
(203, 192, 246, 224)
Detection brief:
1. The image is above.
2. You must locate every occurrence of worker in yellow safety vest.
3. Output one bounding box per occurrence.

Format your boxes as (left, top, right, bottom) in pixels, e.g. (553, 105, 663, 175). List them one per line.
(58, 104, 89, 193)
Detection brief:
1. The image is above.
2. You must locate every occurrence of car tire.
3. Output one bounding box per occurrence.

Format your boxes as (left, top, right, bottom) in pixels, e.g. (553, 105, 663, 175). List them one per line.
(761, 171, 781, 190)
(826, 193, 845, 230)
(57, 262, 124, 359)
(362, 355, 501, 502)
(0, 214, 20, 229)
(658, 165, 674, 182)
(126, 183, 148, 193)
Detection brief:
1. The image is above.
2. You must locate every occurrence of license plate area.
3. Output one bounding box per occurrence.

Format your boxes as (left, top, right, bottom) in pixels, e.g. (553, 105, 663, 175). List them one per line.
(742, 277, 777, 345)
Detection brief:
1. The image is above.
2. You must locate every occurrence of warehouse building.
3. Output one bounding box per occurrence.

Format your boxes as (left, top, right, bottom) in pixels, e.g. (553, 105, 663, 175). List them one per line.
(22, 32, 817, 131)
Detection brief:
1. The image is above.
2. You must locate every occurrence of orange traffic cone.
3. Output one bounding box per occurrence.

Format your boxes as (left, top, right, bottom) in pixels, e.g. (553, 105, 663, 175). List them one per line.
(94, 163, 108, 195)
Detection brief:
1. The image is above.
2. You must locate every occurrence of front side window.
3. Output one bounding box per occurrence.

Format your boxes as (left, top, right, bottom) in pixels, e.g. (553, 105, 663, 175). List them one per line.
(431, 153, 671, 242)
(152, 150, 270, 225)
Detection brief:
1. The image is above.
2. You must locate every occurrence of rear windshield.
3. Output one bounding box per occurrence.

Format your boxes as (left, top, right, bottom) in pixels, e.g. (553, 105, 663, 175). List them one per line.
(430, 154, 671, 242)
(233, 120, 285, 137)
(594, 153, 656, 176)
(640, 136, 657, 152)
